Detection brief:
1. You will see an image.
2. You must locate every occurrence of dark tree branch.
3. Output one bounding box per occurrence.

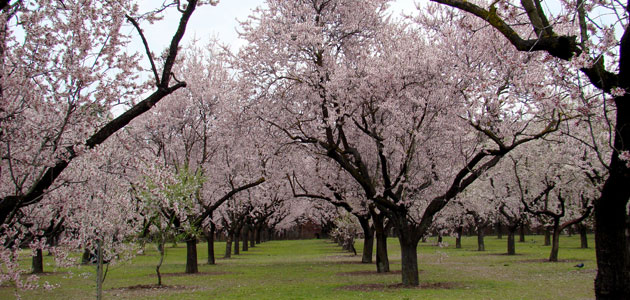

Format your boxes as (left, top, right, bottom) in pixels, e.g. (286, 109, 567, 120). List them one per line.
(0, 1, 200, 225)
(126, 14, 160, 86)
(195, 177, 266, 227)
(431, 0, 619, 92)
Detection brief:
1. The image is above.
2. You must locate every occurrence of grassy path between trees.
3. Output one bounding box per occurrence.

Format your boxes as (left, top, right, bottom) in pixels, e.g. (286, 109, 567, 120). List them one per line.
(2, 235, 595, 299)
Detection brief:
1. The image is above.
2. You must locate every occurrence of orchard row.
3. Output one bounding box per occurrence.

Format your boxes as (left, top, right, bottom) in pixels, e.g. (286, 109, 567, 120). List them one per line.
(0, 0, 627, 298)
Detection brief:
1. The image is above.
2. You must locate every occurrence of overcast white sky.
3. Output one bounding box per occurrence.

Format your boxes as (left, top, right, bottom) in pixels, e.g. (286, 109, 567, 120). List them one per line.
(131, 0, 420, 53)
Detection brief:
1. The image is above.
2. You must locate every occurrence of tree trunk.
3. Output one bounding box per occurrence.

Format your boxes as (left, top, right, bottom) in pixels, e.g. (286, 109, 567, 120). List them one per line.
(267, 228, 273, 241)
(372, 212, 389, 273)
(224, 234, 232, 259)
(250, 228, 255, 248)
(496, 221, 503, 239)
(255, 226, 262, 244)
(242, 225, 249, 252)
(455, 226, 463, 249)
(477, 226, 485, 251)
(358, 217, 374, 263)
(549, 220, 561, 262)
(206, 224, 215, 265)
(398, 235, 420, 286)
(234, 233, 240, 255)
(437, 233, 443, 244)
(579, 224, 588, 249)
(32, 248, 43, 274)
(96, 240, 103, 300)
(185, 238, 198, 274)
(81, 248, 91, 265)
(594, 82, 630, 299)
(507, 226, 516, 255)
(519, 224, 526, 242)
(375, 230, 389, 272)
(156, 240, 165, 286)
(544, 227, 551, 246)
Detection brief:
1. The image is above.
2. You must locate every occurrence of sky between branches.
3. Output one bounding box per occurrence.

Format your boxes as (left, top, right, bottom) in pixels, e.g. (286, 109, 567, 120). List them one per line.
(132, 0, 419, 52)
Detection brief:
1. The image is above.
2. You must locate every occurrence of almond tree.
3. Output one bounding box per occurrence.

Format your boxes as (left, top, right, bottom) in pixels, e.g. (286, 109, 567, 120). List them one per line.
(237, 0, 566, 286)
(287, 153, 379, 266)
(511, 142, 596, 262)
(0, 0, 212, 287)
(428, 0, 628, 296)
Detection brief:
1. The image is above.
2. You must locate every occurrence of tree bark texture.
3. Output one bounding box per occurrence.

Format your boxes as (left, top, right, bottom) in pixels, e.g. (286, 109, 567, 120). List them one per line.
(477, 226, 485, 251)
(234, 233, 240, 255)
(185, 238, 198, 274)
(594, 93, 630, 298)
(398, 236, 420, 286)
(496, 221, 502, 239)
(32, 248, 43, 274)
(255, 226, 262, 244)
(456, 226, 463, 249)
(358, 218, 374, 263)
(242, 225, 249, 252)
(507, 226, 516, 255)
(372, 212, 389, 273)
(579, 224, 588, 249)
(544, 227, 551, 246)
(206, 227, 215, 265)
(224, 235, 232, 259)
(549, 222, 561, 262)
(81, 248, 91, 265)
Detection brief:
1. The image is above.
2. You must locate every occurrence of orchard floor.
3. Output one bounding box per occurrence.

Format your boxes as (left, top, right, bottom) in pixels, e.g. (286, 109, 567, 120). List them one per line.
(2, 235, 595, 299)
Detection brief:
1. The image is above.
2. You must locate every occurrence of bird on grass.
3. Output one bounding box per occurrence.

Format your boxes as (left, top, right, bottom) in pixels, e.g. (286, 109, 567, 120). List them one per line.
(574, 263, 585, 268)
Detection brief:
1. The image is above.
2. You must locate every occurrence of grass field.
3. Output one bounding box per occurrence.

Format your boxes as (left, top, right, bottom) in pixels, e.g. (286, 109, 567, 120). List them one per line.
(1, 234, 596, 299)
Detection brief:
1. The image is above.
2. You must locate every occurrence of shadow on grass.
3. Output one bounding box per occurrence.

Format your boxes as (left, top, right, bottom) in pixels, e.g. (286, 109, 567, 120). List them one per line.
(336, 270, 403, 276)
(516, 258, 582, 263)
(148, 271, 237, 277)
(110, 284, 188, 291)
(337, 281, 459, 291)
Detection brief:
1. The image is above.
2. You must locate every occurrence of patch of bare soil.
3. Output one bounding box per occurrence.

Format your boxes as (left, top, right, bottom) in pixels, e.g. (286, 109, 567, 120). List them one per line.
(148, 271, 235, 277)
(337, 282, 458, 291)
(111, 284, 189, 291)
(30, 271, 66, 276)
(332, 260, 366, 265)
(483, 252, 525, 256)
(107, 284, 207, 298)
(517, 258, 582, 263)
(336, 270, 406, 276)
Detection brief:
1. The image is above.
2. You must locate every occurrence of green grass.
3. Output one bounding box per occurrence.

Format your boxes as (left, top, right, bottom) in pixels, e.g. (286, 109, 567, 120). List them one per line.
(1, 234, 596, 299)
